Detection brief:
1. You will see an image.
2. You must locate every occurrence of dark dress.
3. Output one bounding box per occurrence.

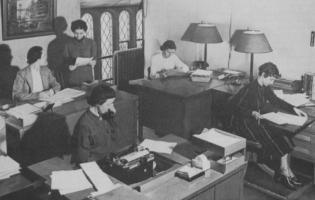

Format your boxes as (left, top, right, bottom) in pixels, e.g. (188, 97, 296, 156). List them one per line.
(229, 80, 296, 168)
(71, 110, 118, 164)
(0, 65, 19, 99)
(63, 37, 97, 87)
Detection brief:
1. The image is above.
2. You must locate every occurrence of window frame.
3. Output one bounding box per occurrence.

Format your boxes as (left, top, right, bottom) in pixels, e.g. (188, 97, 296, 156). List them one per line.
(81, 4, 143, 81)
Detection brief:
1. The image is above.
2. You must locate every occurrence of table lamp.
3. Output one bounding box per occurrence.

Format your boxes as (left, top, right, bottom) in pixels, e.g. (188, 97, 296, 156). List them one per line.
(234, 30, 272, 82)
(181, 22, 223, 69)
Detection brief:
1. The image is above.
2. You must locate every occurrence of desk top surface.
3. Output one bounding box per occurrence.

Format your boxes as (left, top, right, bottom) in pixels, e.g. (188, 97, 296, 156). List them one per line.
(28, 134, 246, 200)
(130, 77, 242, 97)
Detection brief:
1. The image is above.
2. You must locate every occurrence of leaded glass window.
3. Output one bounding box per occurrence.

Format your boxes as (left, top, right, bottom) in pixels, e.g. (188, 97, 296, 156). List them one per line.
(100, 12, 113, 80)
(136, 9, 143, 48)
(81, 13, 94, 39)
(119, 10, 130, 50)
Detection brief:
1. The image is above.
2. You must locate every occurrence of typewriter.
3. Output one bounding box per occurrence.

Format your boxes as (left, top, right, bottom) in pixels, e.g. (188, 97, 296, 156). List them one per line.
(97, 145, 155, 185)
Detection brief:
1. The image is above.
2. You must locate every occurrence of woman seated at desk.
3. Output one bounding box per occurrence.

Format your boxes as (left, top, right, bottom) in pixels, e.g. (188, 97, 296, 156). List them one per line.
(71, 84, 117, 164)
(229, 62, 306, 189)
(149, 40, 189, 79)
(12, 46, 61, 101)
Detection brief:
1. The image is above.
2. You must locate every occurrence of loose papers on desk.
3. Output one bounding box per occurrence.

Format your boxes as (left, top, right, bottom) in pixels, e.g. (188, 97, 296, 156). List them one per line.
(40, 88, 85, 106)
(191, 69, 212, 82)
(6, 104, 40, 127)
(274, 90, 312, 107)
(194, 128, 241, 148)
(139, 139, 177, 154)
(80, 162, 120, 197)
(51, 169, 93, 195)
(261, 112, 307, 126)
(0, 155, 20, 180)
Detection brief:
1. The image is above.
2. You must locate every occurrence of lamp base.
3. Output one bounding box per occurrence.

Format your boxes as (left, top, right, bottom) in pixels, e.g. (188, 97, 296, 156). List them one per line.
(192, 61, 209, 70)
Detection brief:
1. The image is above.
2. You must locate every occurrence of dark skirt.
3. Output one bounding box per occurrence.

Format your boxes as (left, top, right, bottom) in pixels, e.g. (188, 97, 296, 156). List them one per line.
(231, 116, 295, 168)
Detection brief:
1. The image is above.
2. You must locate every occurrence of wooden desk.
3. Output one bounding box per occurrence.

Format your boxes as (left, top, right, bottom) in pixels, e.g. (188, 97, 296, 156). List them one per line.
(130, 77, 229, 139)
(5, 90, 138, 164)
(0, 168, 44, 199)
(28, 134, 247, 200)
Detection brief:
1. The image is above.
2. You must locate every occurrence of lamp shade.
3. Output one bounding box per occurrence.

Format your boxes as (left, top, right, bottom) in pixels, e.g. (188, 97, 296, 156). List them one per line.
(181, 23, 223, 44)
(235, 30, 272, 53)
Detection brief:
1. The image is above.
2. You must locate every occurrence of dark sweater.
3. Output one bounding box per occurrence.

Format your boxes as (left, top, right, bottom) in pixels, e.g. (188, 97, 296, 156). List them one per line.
(0, 65, 19, 99)
(229, 79, 295, 118)
(71, 110, 117, 164)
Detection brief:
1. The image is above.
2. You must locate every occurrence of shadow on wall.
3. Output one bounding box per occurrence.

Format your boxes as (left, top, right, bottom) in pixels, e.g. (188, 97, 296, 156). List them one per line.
(47, 16, 72, 88)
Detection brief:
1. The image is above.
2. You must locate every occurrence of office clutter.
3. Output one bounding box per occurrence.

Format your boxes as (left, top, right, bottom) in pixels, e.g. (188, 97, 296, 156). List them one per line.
(0, 155, 20, 180)
(190, 69, 212, 82)
(175, 154, 210, 181)
(139, 139, 177, 154)
(192, 128, 246, 173)
(6, 103, 40, 127)
(39, 88, 85, 106)
(273, 78, 302, 93)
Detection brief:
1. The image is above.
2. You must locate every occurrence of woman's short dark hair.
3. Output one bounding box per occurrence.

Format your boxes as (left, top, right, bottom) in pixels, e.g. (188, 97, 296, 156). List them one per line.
(27, 46, 42, 64)
(160, 40, 176, 51)
(71, 19, 87, 32)
(0, 44, 13, 67)
(87, 84, 116, 106)
(258, 62, 280, 78)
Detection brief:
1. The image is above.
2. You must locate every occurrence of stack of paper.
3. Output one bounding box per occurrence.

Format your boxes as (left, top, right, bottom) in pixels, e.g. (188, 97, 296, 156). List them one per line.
(0, 155, 20, 180)
(274, 90, 311, 107)
(6, 104, 40, 127)
(40, 88, 85, 106)
(6, 103, 40, 118)
(80, 162, 120, 197)
(50, 169, 93, 195)
(139, 139, 177, 154)
(191, 69, 212, 82)
(261, 112, 307, 126)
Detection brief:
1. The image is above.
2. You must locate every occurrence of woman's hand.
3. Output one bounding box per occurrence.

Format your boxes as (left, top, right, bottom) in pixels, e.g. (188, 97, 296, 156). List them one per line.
(294, 107, 308, 118)
(69, 65, 78, 71)
(252, 111, 263, 120)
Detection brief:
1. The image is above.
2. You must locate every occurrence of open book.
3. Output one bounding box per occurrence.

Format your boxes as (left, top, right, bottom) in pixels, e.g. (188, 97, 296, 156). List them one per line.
(261, 112, 307, 126)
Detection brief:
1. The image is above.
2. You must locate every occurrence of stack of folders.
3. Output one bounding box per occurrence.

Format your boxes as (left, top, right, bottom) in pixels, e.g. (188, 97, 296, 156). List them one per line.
(51, 169, 93, 195)
(191, 69, 213, 82)
(0, 155, 20, 180)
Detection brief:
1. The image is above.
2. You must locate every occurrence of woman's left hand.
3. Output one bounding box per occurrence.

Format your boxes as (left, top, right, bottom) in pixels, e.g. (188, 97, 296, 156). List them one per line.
(294, 107, 308, 118)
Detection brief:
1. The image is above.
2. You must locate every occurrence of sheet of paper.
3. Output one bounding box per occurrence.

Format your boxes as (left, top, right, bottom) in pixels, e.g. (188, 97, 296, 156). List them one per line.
(194, 128, 240, 148)
(80, 161, 117, 195)
(0, 155, 20, 180)
(75, 57, 93, 66)
(274, 90, 310, 107)
(261, 112, 307, 126)
(223, 69, 242, 75)
(139, 139, 177, 154)
(51, 169, 93, 195)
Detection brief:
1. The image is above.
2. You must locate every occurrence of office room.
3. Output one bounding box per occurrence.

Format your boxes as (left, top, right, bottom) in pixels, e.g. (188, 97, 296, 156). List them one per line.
(1, 0, 315, 199)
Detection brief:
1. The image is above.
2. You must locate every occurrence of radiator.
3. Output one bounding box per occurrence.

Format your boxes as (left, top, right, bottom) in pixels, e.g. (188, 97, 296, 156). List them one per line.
(113, 48, 144, 92)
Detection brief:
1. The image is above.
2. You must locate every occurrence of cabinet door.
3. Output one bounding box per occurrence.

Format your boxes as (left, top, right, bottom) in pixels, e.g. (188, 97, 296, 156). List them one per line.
(189, 187, 214, 200)
(214, 171, 243, 200)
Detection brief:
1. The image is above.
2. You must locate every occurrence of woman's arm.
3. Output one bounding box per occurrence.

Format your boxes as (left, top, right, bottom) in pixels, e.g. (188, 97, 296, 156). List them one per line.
(266, 87, 295, 114)
(173, 55, 189, 72)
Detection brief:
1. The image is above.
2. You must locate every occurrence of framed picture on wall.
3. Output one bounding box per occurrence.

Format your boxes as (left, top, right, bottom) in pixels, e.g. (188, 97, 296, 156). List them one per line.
(1, 0, 57, 40)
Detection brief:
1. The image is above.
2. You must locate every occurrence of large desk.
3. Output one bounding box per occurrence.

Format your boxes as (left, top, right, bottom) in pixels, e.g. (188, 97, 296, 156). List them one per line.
(28, 134, 247, 200)
(5, 90, 138, 163)
(130, 77, 233, 139)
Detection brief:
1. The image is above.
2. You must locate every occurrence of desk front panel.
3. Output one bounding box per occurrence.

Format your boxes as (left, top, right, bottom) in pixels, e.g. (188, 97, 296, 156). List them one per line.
(140, 87, 212, 139)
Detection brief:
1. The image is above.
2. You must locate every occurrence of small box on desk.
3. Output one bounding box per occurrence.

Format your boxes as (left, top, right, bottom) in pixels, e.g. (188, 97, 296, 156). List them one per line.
(192, 128, 246, 173)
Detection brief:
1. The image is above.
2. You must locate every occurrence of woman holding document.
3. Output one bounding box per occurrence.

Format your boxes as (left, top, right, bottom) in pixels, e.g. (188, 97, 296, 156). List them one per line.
(229, 62, 307, 189)
(63, 19, 97, 87)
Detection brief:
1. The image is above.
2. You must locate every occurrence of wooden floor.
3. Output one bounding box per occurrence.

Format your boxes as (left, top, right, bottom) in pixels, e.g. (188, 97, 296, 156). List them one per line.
(143, 127, 315, 200)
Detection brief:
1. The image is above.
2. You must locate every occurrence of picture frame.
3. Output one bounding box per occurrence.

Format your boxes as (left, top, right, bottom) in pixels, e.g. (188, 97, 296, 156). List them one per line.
(1, 0, 57, 40)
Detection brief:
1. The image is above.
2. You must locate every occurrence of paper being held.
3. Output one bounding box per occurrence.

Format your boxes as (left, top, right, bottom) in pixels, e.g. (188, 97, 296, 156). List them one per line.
(75, 57, 93, 66)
